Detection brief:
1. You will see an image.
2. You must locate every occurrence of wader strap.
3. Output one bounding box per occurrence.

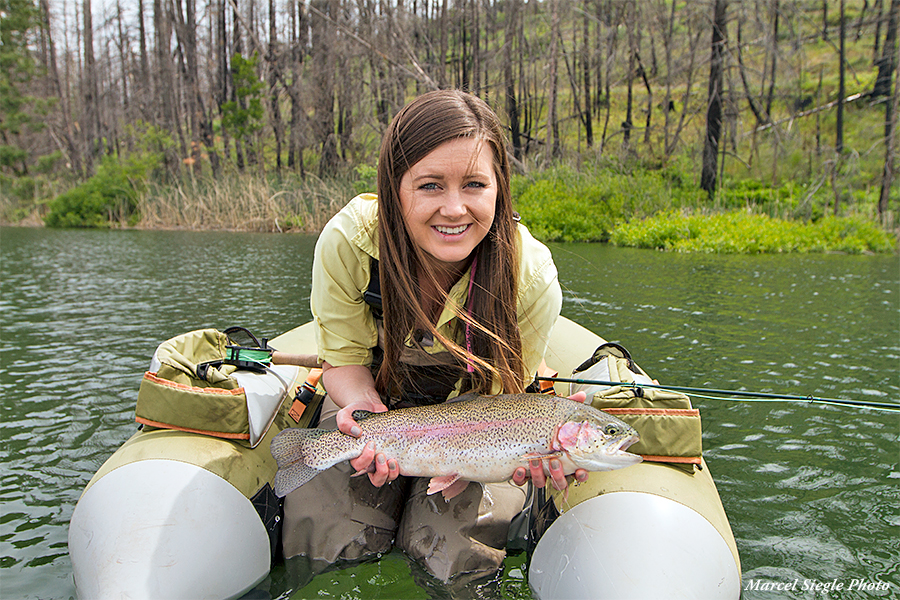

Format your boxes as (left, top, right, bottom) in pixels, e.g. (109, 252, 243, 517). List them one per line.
(363, 258, 464, 407)
(363, 258, 383, 319)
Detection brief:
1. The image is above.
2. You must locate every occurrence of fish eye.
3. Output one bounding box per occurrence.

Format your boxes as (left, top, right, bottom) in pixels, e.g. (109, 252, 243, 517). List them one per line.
(603, 424, 620, 436)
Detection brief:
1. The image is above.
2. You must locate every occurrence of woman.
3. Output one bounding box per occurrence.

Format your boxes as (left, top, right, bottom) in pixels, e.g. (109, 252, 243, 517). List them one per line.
(282, 90, 585, 584)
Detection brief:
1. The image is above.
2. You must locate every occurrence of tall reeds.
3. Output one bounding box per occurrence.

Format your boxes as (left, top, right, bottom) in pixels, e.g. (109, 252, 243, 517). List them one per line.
(136, 172, 363, 232)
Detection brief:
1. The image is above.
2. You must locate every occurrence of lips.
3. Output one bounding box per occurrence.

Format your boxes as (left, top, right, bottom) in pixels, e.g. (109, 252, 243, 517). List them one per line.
(433, 224, 471, 236)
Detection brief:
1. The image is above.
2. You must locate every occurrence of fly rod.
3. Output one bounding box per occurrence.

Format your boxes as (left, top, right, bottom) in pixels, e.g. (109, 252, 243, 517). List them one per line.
(537, 376, 900, 413)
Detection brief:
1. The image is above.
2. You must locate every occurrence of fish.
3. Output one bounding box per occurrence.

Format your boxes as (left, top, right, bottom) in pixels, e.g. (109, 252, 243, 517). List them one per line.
(270, 392, 641, 499)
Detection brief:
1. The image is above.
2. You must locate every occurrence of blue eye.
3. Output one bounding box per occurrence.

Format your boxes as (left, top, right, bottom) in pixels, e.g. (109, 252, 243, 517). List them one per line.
(418, 182, 439, 191)
(465, 181, 487, 189)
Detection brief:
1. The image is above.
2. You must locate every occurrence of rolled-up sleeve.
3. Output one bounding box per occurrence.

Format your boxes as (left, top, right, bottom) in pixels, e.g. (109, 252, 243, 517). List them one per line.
(310, 200, 379, 367)
(516, 225, 563, 379)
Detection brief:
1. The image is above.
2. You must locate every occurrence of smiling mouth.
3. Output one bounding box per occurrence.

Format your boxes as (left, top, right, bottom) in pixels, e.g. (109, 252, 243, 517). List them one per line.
(434, 224, 470, 236)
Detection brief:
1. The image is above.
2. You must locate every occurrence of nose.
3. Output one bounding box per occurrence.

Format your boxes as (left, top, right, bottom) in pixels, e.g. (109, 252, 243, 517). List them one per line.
(439, 191, 467, 219)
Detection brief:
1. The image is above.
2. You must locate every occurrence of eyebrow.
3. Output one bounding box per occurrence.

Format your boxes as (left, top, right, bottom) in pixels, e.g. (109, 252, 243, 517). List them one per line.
(410, 170, 491, 183)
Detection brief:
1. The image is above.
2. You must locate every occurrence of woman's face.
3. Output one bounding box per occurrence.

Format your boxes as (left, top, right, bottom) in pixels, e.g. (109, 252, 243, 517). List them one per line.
(398, 137, 497, 273)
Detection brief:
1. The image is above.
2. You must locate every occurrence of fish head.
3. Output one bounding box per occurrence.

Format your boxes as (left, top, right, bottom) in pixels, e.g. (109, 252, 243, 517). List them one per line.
(554, 413, 642, 471)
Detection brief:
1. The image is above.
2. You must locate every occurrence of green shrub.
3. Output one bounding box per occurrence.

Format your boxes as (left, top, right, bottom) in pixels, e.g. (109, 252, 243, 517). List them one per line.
(513, 162, 706, 242)
(44, 153, 158, 228)
(609, 211, 897, 254)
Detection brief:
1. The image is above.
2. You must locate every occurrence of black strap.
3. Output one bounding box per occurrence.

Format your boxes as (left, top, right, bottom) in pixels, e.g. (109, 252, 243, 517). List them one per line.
(363, 258, 383, 319)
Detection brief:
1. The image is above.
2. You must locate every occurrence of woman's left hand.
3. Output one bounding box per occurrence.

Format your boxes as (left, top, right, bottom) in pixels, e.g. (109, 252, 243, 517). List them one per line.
(512, 391, 590, 490)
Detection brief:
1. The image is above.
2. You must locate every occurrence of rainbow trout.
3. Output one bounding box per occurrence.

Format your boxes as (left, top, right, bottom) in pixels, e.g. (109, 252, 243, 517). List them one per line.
(270, 393, 641, 498)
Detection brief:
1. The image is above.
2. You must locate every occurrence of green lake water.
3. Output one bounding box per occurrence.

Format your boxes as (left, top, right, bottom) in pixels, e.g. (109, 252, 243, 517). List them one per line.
(1, 226, 898, 599)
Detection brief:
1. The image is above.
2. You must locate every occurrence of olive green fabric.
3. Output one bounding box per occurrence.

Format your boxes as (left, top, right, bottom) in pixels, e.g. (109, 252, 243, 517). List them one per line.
(602, 407, 702, 461)
(135, 329, 251, 441)
(577, 345, 702, 463)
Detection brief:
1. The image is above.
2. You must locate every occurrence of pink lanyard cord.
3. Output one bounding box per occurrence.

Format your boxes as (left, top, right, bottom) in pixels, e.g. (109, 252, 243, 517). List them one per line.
(465, 255, 478, 373)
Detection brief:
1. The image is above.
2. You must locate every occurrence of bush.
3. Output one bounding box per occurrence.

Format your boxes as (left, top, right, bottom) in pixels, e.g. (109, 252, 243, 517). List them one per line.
(513, 162, 706, 242)
(609, 211, 897, 254)
(44, 153, 158, 228)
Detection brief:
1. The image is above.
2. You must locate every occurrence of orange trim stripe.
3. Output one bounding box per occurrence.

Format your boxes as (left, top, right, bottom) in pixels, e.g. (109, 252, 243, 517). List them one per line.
(604, 407, 700, 417)
(135, 416, 251, 440)
(640, 455, 702, 464)
(143, 371, 245, 396)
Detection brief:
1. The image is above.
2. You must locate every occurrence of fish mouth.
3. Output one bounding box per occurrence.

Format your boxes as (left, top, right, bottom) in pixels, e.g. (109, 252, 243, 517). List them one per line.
(615, 434, 640, 454)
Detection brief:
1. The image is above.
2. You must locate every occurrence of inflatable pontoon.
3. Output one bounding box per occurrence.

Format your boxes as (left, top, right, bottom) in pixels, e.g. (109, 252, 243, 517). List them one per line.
(68, 318, 741, 599)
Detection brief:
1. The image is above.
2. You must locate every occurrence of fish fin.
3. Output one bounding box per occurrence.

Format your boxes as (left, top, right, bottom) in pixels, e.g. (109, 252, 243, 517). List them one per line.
(351, 409, 376, 422)
(270, 427, 328, 497)
(273, 461, 322, 497)
(520, 451, 564, 462)
(440, 478, 471, 500)
(446, 392, 479, 404)
(427, 473, 461, 495)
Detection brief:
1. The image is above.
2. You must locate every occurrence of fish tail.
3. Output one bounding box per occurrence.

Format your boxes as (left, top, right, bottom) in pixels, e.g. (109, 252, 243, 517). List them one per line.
(270, 427, 328, 497)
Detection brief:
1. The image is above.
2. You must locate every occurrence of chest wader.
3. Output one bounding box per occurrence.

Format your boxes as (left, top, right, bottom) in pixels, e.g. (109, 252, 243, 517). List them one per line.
(281, 260, 528, 585)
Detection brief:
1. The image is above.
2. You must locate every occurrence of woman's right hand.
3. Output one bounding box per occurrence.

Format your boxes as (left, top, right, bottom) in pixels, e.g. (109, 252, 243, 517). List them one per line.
(323, 362, 401, 487)
(335, 398, 400, 488)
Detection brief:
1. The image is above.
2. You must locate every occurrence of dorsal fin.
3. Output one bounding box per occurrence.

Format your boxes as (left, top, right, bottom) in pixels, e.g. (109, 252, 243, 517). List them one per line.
(446, 392, 479, 404)
(351, 409, 376, 422)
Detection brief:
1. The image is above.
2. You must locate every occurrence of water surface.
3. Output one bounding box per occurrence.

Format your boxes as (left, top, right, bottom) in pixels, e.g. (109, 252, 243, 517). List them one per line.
(1, 227, 897, 599)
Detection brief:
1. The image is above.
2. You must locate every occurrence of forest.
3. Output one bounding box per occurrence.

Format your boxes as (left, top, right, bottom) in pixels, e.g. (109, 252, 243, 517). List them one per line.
(1, 0, 899, 250)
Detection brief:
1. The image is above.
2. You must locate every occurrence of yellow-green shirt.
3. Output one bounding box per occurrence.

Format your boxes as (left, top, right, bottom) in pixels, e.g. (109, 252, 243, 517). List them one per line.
(310, 194, 562, 392)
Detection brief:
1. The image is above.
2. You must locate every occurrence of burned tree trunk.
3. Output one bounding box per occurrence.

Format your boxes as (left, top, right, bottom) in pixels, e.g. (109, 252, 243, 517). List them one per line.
(700, 0, 728, 197)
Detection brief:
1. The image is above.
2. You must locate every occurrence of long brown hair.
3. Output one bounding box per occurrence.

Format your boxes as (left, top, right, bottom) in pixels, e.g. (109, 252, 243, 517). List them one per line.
(375, 90, 524, 398)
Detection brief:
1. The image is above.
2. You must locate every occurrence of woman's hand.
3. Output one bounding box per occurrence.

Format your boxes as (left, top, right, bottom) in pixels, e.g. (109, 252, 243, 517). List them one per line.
(512, 391, 590, 490)
(336, 401, 401, 487)
(323, 363, 402, 488)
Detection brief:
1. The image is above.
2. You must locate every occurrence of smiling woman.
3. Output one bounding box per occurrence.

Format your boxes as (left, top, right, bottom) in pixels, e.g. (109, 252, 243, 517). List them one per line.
(399, 137, 497, 272)
(280, 89, 570, 584)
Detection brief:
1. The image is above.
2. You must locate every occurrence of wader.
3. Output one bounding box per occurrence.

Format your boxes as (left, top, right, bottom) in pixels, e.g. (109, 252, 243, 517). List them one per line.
(281, 261, 528, 583)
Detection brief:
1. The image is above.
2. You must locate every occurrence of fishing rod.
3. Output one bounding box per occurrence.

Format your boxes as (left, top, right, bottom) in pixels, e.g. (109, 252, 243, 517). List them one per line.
(537, 376, 900, 413)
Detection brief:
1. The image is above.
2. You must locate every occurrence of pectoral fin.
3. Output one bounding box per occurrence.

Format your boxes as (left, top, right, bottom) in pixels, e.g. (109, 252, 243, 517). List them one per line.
(427, 473, 470, 500)
(520, 451, 564, 463)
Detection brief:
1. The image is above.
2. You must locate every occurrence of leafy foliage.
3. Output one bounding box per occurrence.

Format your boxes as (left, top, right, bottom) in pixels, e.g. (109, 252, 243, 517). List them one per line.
(44, 152, 159, 228)
(513, 163, 706, 242)
(0, 0, 53, 176)
(221, 53, 265, 140)
(609, 211, 897, 254)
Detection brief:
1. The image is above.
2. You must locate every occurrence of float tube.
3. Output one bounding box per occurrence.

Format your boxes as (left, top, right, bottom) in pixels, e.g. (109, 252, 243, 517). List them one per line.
(69, 318, 740, 599)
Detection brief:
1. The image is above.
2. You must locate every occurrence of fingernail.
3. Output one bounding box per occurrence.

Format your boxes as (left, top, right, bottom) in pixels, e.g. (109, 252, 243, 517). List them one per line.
(388, 460, 397, 470)
(530, 459, 541, 468)
(377, 454, 386, 465)
(350, 426, 361, 437)
(550, 459, 561, 471)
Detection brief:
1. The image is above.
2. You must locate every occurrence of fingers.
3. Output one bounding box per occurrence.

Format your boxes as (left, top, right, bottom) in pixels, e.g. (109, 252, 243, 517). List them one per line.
(336, 407, 362, 437)
(529, 459, 547, 489)
(514, 460, 588, 489)
(548, 458, 567, 491)
(336, 400, 387, 437)
(366, 453, 400, 487)
(512, 466, 528, 486)
(349, 443, 400, 487)
(567, 391, 587, 404)
(350, 441, 376, 472)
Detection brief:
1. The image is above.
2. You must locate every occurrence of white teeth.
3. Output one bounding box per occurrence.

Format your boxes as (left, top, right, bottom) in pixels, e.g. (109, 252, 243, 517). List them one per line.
(435, 224, 468, 235)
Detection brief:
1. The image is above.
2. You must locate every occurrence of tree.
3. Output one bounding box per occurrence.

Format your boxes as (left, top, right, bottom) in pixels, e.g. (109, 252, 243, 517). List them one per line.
(1, 0, 36, 173)
(701, 0, 728, 197)
(879, 6, 900, 219)
(874, 0, 900, 97)
(221, 52, 265, 163)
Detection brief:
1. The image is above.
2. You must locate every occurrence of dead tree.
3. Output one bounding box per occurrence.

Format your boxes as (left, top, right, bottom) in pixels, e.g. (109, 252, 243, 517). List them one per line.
(701, 0, 728, 197)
